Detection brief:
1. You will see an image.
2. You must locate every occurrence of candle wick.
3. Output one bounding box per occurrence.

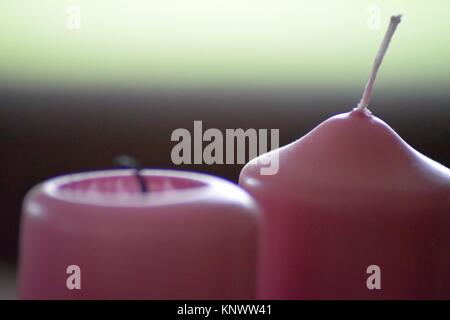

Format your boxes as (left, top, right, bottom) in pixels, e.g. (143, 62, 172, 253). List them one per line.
(356, 14, 402, 111)
(114, 155, 149, 194)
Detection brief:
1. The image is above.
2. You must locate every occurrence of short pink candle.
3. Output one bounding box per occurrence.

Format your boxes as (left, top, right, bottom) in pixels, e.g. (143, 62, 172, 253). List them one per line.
(19, 170, 260, 299)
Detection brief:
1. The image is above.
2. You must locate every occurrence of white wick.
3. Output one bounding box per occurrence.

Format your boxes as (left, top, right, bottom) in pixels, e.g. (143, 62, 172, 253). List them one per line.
(356, 14, 402, 111)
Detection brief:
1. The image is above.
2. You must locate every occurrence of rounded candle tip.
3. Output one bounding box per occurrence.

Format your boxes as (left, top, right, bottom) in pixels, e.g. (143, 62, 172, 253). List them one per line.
(351, 107, 372, 117)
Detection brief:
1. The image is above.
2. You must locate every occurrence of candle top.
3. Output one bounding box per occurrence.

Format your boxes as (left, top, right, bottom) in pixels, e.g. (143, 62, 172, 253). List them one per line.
(34, 169, 253, 208)
(240, 111, 450, 202)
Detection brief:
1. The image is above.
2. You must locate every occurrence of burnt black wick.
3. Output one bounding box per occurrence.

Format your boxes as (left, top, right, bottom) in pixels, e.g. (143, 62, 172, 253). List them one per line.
(114, 155, 149, 194)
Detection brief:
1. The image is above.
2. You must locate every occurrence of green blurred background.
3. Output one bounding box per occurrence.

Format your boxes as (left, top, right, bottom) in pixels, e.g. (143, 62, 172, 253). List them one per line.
(1, 0, 449, 89)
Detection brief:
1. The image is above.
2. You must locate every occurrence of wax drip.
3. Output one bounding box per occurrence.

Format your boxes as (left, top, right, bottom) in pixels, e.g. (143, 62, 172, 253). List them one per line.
(114, 155, 149, 193)
(355, 15, 402, 111)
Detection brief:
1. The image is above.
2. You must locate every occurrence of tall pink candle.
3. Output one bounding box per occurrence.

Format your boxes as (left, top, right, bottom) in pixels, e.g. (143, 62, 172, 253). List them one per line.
(19, 170, 260, 299)
(239, 16, 450, 299)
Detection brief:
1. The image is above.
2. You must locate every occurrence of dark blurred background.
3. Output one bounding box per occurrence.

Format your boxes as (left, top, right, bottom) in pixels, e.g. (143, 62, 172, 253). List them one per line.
(1, 0, 449, 298)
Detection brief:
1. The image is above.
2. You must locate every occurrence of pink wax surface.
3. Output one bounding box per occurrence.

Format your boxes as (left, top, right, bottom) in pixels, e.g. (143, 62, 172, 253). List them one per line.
(19, 170, 260, 299)
(240, 109, 450, 299)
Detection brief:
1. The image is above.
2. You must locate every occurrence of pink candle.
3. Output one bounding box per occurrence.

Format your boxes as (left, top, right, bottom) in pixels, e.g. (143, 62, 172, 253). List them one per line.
(239, 16, 450, 299)
(19, 170, 260, 299)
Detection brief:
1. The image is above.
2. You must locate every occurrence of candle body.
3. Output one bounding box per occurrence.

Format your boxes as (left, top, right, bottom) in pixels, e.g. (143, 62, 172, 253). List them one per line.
(240, 110, 450, 299)
(19, 170, 260, 299)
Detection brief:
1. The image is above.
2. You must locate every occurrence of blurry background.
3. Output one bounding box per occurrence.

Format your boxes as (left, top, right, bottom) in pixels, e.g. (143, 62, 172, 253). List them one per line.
(1, 0, 449, 298)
